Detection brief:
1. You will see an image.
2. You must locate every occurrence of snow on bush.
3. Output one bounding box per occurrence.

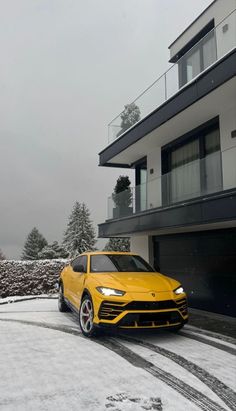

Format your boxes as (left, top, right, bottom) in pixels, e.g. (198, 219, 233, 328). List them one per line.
(0, 259, 69, 298)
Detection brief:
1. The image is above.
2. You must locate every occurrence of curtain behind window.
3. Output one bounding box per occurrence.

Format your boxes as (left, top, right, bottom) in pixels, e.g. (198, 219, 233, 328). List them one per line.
(204, 129, 222, 193)
(170, 139, 200, 202)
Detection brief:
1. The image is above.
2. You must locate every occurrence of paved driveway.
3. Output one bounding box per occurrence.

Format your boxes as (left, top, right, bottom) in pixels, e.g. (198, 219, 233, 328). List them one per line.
(0, 298, 235, 411)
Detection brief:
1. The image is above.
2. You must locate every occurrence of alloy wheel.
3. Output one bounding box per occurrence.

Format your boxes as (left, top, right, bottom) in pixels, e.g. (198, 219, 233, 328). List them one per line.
(80, 298, 94, 333)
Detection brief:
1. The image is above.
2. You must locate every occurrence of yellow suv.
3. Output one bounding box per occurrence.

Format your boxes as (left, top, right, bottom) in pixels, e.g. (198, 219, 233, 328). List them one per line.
(58, 251, 188, 337)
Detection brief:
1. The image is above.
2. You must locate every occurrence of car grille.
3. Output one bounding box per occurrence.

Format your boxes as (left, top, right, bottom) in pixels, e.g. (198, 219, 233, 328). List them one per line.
(98, 298, 187, 320)
(119, 311, 183, 327)
(176, 297, 188, 316)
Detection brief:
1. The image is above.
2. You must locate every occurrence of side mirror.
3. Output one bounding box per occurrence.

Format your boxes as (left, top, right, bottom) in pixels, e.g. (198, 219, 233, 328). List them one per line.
(73, 264, 85, 273)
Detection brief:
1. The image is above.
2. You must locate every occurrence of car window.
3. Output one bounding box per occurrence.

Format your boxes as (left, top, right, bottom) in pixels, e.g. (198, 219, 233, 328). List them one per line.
(71, 256, 87, 272)
(90, 254, 154, 273)
(90, 255, 118, 272)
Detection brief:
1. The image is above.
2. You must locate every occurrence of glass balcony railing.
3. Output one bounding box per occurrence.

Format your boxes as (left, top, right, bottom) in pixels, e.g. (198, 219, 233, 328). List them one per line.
(107, 148, 236, 220)
(108, 9, 236, 143)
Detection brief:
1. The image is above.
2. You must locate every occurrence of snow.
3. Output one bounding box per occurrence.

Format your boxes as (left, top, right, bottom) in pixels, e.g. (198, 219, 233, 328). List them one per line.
(120, 340, 231, 410)
(0, 298, 235, 411)
(135, 331, 236, 391)
(182, 327, 236, 349)
(0, 295, 58, 305)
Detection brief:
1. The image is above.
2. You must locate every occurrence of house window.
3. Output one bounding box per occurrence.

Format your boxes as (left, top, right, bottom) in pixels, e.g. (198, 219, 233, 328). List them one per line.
(179, 28, 217, 87)
(186, 48, 201, 83)
(162, 120, 222, 204)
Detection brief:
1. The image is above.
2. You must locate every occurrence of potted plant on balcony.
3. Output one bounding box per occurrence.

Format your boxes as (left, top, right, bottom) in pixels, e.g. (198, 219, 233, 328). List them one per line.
(117, 103, 141, 138)
(112, 176, 133, 218)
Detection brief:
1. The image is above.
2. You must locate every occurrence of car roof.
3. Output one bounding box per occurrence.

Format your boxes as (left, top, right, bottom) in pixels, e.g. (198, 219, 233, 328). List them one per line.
(80, 251, 137, 257)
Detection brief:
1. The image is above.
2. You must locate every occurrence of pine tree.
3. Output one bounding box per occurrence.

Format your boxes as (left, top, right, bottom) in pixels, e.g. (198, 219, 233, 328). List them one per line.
(38, 241, 69, 259)
(63, 202, 96, 258)
(22, 227, 47, 260)
(0, 248, 6, 260)
(103, 237, 130, 252)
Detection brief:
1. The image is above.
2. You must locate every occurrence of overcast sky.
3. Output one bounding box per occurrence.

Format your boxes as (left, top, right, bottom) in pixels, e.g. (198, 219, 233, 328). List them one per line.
(0, 0, 213, 258)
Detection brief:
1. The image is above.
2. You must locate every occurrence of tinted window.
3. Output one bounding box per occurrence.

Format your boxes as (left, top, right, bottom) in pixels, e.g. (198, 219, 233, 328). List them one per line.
(90, 254, 154, 273)
(90, 255, 118, 272)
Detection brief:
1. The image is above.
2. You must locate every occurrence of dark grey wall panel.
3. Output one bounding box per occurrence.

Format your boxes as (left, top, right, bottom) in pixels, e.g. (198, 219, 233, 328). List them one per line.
(153, 228, 236, 316)
(98, 189, 236, 237)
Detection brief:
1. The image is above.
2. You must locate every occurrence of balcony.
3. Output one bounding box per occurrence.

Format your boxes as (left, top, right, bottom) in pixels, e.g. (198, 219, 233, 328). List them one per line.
(107, 148, 236, 221)
(108, 9, 236, 144)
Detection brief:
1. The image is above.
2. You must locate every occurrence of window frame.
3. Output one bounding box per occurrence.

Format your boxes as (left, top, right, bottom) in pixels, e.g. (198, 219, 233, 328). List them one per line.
(178, 27, 216, 87)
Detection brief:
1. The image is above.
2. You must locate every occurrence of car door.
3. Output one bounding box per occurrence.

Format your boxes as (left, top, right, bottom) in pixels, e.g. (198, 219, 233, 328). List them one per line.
(61, 263, 72, 302)
(70, 255, 87, 309)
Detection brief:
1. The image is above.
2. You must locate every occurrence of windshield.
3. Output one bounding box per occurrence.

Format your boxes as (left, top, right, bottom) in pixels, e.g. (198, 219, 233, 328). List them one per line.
(90, 254, 155, 273)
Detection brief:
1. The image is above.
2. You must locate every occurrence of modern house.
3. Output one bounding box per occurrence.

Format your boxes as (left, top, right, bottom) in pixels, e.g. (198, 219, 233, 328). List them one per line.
(98, 0, 236, 316)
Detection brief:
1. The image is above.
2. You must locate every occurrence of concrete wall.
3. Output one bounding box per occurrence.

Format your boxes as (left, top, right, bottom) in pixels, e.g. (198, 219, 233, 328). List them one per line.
(169, 0, 236, 60)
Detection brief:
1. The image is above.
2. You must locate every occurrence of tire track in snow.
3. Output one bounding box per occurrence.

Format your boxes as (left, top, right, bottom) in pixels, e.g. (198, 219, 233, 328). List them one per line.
(0, 318, 227, 411)
(118, 335, 236, 411)
(0, 310, 59, 313)
(99, 337, 226, 411)
(0, 318, 81, 335)
(185, 326, 236, 345)
(179, 330, 236, 356)
(0, 296, 57, 305)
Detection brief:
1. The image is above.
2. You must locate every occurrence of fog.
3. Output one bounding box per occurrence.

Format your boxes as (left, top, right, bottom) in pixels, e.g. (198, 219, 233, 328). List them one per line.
(0, 0, 212, 258)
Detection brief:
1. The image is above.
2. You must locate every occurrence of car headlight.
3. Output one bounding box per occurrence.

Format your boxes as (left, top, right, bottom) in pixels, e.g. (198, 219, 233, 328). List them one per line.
(96, 287, 126, 296)
(174, 286, 184, 295)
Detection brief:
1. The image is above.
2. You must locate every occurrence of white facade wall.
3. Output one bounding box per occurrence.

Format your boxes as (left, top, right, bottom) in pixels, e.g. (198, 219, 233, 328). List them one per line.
(220, 102, 236, 190)
(169, 0, 236, 60)
(130, 236, 150, 262)
(147, 147, 162, 209)
(215, 7, 236, 59)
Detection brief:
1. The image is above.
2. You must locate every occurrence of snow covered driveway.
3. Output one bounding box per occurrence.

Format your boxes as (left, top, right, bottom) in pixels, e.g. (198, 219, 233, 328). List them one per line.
(0, 299, 235, 411)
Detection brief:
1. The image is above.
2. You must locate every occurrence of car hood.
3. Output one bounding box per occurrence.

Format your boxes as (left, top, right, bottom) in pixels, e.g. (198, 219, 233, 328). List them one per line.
(91, 272, 178, 293)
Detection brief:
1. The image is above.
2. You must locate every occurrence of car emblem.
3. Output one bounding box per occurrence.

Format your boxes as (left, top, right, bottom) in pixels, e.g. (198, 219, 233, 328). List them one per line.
(151, 293, 155, 297)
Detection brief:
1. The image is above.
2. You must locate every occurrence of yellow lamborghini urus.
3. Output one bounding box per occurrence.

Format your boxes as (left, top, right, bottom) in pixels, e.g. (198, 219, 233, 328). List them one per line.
(58, 251, 188, 337)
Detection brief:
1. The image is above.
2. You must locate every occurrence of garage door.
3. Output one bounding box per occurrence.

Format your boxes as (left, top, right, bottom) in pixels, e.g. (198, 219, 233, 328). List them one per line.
(153, 228, 236, 316)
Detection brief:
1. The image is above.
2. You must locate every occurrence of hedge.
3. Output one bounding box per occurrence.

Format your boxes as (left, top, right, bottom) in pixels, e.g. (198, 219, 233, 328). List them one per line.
(0, 259, 68, 298)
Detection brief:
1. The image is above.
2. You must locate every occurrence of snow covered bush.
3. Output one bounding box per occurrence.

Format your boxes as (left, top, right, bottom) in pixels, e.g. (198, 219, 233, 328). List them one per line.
(0, 259, 68, 298)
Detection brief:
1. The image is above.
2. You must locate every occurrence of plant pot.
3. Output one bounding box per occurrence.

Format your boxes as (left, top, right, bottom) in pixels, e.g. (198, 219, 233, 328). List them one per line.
(113, 206, 133, 219)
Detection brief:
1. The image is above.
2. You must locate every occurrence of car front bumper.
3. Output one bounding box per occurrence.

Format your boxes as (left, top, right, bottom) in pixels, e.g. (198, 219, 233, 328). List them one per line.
(95, 297, 188, 329)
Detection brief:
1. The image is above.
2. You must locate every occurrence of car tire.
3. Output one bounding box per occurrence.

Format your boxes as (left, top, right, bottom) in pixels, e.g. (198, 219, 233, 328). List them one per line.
(58, 284, 70, 312)
(79, 294, 98, 337)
